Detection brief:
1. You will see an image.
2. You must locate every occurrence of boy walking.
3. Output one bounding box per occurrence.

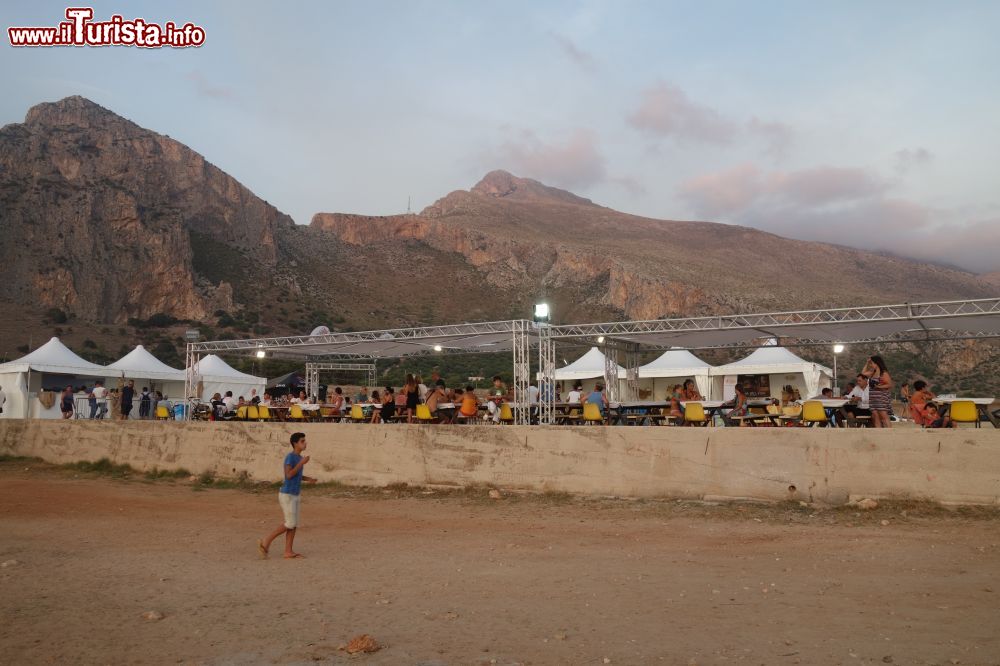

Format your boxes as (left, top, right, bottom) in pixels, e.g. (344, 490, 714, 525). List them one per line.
(258, 432, 316, 559)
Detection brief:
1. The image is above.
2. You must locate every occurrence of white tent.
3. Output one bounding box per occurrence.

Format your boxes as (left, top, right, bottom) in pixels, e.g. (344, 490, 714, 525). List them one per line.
(106, 345, 186, 402)
(709, 346, 833, 401)
(554, 347, 626, 394)
(0, 337, 108, 419)
(190, 354, 266, 402)
(637, 349, 713, 399)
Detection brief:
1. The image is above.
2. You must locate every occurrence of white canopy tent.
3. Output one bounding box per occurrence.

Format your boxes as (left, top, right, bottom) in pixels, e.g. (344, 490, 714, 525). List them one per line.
(189, 354, 265, 402)
(106, 345, 187, 401)
(637, 349, 712, 399)
(554, 347, 627, 394)
(709, 346, 833, 401)
(0, 337, 108, 419)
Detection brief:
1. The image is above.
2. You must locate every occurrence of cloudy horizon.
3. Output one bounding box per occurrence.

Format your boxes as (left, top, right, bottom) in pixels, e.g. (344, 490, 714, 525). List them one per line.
(2, 0, 998, 273)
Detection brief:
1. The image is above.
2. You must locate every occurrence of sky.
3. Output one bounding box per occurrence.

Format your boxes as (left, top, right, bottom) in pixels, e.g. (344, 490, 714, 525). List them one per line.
(2, 0, 999, 273)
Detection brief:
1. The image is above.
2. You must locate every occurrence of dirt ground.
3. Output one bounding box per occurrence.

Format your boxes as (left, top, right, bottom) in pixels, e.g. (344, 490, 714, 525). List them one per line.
(1, 462, 999, 666)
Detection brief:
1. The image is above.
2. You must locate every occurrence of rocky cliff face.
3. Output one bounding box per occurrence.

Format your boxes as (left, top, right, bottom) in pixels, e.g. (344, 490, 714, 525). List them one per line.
(311, 171, 995, 320)
(0, 96, 295, 323)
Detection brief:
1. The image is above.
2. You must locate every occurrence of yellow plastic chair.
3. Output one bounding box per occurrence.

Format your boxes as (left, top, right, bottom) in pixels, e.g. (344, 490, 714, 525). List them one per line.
(236, 406, 248, 421)
(350, 404, 366, 423)
(247, 405, 259, 421)
(801, 401, 829, 427)
(289, 404, 306, 421)
(499, 402, 514, 424)
(684, 402, 710, 426)
(949, 400, 980, 428)
(582, 402, 604, 425)
(154, 405, 170, 420)
(257, 405, 271, 421)
(415, 404, 435, 423)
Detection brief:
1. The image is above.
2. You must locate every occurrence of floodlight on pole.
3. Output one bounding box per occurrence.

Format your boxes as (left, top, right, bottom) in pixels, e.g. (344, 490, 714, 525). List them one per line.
(433, 344, 443, 352)
(533, 302, 550, 323)
(255, 349, 266, 359)
(832, 343, 844, 393)
(596, 336, 605, 344)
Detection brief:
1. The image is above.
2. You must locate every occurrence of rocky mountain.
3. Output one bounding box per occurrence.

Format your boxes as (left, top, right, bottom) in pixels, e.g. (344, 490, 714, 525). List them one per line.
(0, 96, 295, 324)
(311, 170, 996, 321)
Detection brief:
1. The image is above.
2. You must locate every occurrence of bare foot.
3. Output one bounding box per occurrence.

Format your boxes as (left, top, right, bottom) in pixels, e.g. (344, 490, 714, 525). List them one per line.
(257, 540, 268, 559)
(283, 552, 305, 559)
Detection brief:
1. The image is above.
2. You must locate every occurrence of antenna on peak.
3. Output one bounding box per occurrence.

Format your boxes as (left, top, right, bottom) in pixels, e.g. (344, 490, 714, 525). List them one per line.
(407, 196, 411, 214)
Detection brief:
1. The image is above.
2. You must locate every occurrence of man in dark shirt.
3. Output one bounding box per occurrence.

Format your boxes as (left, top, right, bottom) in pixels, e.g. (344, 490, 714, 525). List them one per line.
(120, 379, 135, 420)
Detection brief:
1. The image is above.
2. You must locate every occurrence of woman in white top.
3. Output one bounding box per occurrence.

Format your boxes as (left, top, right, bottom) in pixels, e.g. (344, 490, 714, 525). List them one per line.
(566, 382, 584, 404)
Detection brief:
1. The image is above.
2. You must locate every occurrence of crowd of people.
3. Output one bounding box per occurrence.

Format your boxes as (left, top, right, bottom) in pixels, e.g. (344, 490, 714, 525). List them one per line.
(56, 379, 175, 421)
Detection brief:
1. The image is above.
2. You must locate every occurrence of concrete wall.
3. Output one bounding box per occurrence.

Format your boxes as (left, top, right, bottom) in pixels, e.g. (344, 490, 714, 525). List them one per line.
(1, 420, 997, 505)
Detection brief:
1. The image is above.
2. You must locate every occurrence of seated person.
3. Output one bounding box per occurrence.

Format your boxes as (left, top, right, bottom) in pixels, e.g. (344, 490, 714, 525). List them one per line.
(681, 379, 702, 401)
(425, 382, 449, 422)
(372, 387, 396, 424)
(328, 387, 345, 415)
(290, 390, 310, 405)
(923, 403, 953, 429)
(566, 382, 583, 405)
(222, 391, 237, 413)
(725, 384, 748, 425)
(909, 380, 936, 426)
(458, 386, 480, 421)
(841, 374, 871, 425)
(668, 384, 683, 417)
(485, 375, 507, 423)
(210, 392, 226, 418)
(766, 399, 781, 415)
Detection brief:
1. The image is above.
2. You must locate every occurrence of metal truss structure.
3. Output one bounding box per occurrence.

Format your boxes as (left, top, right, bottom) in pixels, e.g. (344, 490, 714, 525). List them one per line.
(185, 299, 998, 425)
(185, 320, 540, 424)
(541, 298, 1000, 349)
(536, 324, 556, 426)
(304, 362, 377, 401)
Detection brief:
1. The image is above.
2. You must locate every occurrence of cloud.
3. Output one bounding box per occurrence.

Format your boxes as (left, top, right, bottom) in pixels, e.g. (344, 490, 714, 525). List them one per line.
(608, 176, 647, 196)
(186, 71, 236, 101)
(894, 147, 934, 174)
(627, 81, 737, 144)
(678, 164, 888, 216)
(677, 163, 998, 272)
(747, 116, 794, 159)
(495, 128, 607, 190)
(549, 32, 597, 72)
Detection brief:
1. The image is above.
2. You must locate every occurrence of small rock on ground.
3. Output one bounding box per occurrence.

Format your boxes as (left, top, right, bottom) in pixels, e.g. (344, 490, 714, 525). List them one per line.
(344, 634, 381, 654)
(141, 610, 164, 621)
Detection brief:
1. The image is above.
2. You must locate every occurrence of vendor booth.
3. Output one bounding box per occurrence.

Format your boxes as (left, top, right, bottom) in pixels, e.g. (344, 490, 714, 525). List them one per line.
(0, 337, 108, 419)
(709, 346, 832, 402)
(554, 347, 626, 395)
(189, 354, 266, 402)
(106, 345, 187, 414)
(637, 349, 713, 400)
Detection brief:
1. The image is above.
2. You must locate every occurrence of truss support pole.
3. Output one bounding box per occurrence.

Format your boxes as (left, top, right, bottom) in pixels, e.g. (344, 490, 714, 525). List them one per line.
(183, 344, 192, 422)
(512, 320, 531, 425)
(624, 342, 640, 402)
(536, 323, 555, 425)
(603, 340, 621, 404)
(305, 363, 320, 401)
(367, 366, 376, 394)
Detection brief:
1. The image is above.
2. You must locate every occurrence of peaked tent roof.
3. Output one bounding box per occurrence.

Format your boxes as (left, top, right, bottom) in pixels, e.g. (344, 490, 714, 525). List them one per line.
(0, 337, 108, 377)
(106, 345, 186, 381)
(554, 347, 626, 381)
(710, 346, 832, 376)
(266, 372, 305, 389)
(638, 349, 712, 378)
(191, 354, 264, 382)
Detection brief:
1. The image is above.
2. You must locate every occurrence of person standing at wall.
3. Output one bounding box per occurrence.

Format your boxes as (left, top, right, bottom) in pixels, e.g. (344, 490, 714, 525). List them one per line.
(120, 380, 135, 420)
(861, 356, 893, 428)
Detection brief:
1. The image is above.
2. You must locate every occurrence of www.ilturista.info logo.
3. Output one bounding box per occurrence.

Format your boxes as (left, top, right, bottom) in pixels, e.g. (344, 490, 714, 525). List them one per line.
(8, 7, 205, 48)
